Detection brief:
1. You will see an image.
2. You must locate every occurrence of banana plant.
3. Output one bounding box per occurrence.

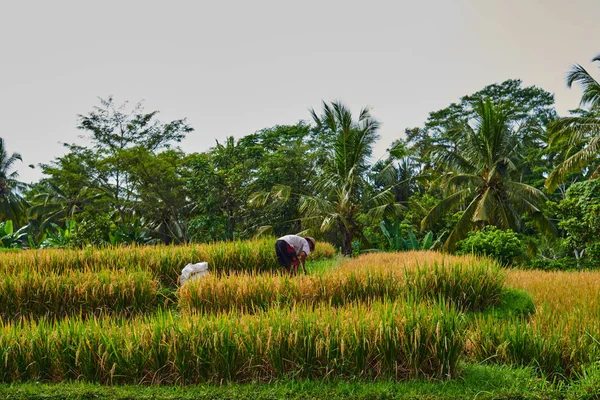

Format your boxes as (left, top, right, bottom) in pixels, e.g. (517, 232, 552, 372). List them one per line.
(41, 220, 76, 248)
(379, 220, 440, 251)
(109, 220, 157, 246)
(0, 220, 28, 248)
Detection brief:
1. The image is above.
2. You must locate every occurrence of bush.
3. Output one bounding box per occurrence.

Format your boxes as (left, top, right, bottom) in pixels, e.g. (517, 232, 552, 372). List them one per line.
(456, 227, 525, 266)
(527, 257, 579, 271)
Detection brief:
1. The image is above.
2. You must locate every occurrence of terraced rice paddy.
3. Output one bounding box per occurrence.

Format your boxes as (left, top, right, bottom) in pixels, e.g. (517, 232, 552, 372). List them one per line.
(0, 241, 599, 389)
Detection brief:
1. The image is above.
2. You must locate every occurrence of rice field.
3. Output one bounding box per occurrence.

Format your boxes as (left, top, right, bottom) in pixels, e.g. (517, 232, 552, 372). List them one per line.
(1, 241, 599, 388)
(0, 239, 336, 287)
(468, 269, 600, 378)
(179, 252, 505, 314)
(0, 301, 463, 384)
(0, 269, 161, 319)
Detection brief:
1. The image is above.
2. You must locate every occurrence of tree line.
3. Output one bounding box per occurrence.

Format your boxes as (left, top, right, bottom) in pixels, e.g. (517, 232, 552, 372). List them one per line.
(1, 55, 599, 268)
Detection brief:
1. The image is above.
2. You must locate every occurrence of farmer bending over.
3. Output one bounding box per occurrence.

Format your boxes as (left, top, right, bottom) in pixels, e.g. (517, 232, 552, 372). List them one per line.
(275, 235, 316, 275)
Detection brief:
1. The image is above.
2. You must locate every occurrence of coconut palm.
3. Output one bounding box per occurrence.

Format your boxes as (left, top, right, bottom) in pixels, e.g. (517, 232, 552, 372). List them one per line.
(0, 138, 28, 224)
(27, 182, 103, 233)
(546, 55, 600, 193)
(251, 101, 399, 255)
(299, 101, 399, 255)
(422, 99, 552, 250)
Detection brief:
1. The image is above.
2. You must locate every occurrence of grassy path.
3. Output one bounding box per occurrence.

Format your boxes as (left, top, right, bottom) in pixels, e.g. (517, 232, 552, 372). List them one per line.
(0, 364, 559, 399)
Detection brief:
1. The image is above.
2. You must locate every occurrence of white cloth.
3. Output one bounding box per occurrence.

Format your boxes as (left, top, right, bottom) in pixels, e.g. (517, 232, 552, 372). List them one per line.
(278, 235, 311, 256)
(180, 262, 209, 285)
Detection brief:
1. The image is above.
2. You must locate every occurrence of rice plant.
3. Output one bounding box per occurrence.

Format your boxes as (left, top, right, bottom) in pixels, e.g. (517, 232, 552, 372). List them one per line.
(179, 252, 505, 314)
(0, 239, 335, 286)
(0, 301, 464, 384)
(468, 269, 600, 378)
(0, 269, 162, 319)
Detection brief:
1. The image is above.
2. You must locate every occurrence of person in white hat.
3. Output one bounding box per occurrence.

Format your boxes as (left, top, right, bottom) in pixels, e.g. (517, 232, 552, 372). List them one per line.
(274, 235, 316, 275)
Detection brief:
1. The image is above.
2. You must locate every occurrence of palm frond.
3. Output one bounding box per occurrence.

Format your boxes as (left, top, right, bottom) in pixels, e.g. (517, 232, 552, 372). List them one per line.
(567, 64, 600, 108)
(473, 188, 494, 224)
(504, 181, 548, 204)
(548, 115, 600, 148)
(421, 189, 470, 231)
(443, 195, 481, 251)
(546, 135, 600, 192)
(447, 174, 485, 191)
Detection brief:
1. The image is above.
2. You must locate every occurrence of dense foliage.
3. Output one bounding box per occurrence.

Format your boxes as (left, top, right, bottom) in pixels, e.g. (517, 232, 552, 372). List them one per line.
(0, 55, 599, 269)
(456, 226, 525, 266)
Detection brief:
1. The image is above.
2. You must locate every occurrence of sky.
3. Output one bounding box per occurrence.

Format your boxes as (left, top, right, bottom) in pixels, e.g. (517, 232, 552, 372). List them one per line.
(1, 0, 598, 183)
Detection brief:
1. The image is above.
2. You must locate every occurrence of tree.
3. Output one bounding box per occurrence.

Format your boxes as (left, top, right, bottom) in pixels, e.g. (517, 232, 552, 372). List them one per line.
(371, 142, 422, 205)
(74, 96, 193, 224)
(298, 101, 398, 255)
(120, 147, 192, 244)
(187, 137, 256, 241)
(242, 123, 318, 236)
(190, 123, 321, 242)
(553, 179, 600, 267)
(546, 55, 600, 193)
(400, 79, 557, 189)
(37, 97, 194, 245)
(0, 138, 28, 225)
(27, 182, 101, 233)
(422, 99, 553, 250)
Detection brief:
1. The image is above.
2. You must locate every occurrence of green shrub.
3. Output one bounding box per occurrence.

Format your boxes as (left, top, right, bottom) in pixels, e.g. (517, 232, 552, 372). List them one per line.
(456, 227, 525, 266)
(527, 257, 579, 271)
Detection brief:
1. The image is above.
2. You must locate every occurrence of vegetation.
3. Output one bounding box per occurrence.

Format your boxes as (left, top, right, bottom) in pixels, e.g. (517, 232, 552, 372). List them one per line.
(546, 56, 600, 192)
(0, 301, 464, 383)
(0, 269, 160, 319)
(0, 238, 334, 286)
(421, 99, 552, 250)
(469, 269, 600, 379)
(0, 364, 559, 400)
(3, 51, 600, 397)
(2, 57, 599, 270)
(179, 252, 504, 314)
(456, 226, 525, 266)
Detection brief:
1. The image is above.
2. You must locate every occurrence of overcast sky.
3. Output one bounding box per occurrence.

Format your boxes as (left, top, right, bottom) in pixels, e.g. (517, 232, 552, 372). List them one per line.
(1, 0, 598, 183)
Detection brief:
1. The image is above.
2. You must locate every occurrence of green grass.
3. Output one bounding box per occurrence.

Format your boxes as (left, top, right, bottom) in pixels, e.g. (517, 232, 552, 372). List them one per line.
(0, 364, 558, 399)
(305, 256, 345, 275)
(465, 287, 536, 322)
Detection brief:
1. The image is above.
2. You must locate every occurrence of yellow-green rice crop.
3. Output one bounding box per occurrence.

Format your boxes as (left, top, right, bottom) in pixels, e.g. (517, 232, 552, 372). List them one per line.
(469, 269, 600, 378)
(0, 239, 335, 286)
(0, 269, 162, 319)
(0, 301, 463, 384)
(179, 251, 505, 314)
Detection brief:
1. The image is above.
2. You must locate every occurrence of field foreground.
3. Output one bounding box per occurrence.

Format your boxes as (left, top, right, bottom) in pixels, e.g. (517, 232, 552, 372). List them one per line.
(0, 243, 599, 398)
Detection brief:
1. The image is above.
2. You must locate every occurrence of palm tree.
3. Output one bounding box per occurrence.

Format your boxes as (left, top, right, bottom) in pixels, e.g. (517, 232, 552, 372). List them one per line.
(422, 99, 552, 250)
(546, 55, 600, 193)
(27, 183, 102, 233)
(251, 101, 399, 254)
(0, 138, 28, 224)
(299, 101, 399, 255)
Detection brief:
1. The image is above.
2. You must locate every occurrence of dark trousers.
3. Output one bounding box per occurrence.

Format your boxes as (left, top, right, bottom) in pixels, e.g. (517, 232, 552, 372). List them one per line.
(275, 240, 298, 267)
